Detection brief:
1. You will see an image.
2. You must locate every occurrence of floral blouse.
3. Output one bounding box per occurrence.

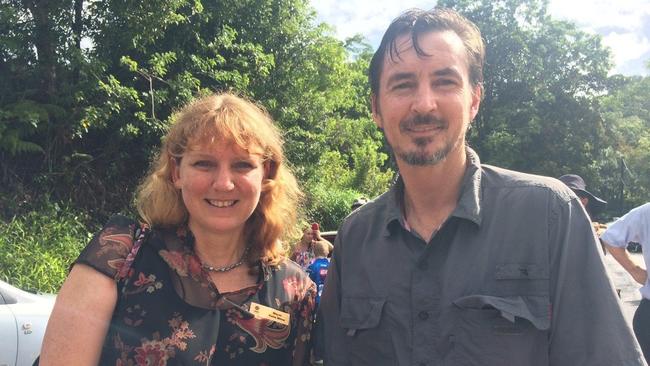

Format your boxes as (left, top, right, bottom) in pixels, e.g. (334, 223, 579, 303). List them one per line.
(75, 215, 316, 366)
(290, 249, 315, 270)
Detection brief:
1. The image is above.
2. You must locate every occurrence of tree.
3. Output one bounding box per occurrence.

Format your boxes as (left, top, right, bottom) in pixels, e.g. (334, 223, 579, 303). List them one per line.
(599, 75, 650, 211)
(439, 0, 613, 180)
(0, 0, 91, 196)
(1, 0, 394, 226)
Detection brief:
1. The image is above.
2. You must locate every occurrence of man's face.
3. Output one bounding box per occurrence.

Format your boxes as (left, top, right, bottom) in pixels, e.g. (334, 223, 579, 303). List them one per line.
(372, 30, 481, 167)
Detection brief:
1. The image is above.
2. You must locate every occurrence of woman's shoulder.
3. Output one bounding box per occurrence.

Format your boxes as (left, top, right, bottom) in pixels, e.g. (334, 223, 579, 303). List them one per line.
(263, 258, 315, 297)
(75, 214, 147, 280)
(273, 257, 311, 278)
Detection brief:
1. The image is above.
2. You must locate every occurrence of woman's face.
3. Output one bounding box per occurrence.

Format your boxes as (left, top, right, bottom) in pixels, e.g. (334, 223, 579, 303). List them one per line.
(172, 140, 266, 238)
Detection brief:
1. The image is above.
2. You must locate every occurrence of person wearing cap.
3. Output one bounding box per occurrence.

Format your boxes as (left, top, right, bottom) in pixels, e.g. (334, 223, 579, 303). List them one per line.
(351, 197, 368, 211)
(558, 174, 609, 253)
(601, 203, 650, 363)
(558, 174, 607, 219)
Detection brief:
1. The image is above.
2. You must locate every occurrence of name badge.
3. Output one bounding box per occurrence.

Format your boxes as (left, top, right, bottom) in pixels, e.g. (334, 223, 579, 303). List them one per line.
(249, 302, 290, 325)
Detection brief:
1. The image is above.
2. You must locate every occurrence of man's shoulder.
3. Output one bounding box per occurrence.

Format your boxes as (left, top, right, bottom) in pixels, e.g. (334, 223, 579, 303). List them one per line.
(480, 164, 574, 203)
(629, 202, 650, 217)
(606, 202, 650, 234)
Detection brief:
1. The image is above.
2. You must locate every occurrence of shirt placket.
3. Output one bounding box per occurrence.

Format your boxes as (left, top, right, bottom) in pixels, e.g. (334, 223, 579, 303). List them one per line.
(404, 232, 438, 366)
(409, 218, 459, 366)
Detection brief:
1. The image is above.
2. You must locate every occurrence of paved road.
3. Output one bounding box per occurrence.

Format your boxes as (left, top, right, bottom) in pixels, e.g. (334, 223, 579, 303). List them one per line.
(602, 250, 644, 325)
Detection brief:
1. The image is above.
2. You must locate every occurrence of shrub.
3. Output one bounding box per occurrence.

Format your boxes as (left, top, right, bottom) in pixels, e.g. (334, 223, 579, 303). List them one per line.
(305, 183, 360, 232)
(0, 201, 95, 293)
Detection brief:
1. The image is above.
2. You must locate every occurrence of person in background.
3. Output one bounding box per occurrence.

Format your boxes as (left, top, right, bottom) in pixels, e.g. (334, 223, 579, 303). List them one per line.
(307, 240, 330, 366)
(351, 197, 368, 211)
(601, 202, 650, 363)
(291, 223, 333, 270)
(307, 240, 330, 305)
(558, 174, 607, 219)
(319, 7, 644, 365)
(41, 93, 316, 365)
(291, 196, 367, 269)
(558, 173, 608, 251)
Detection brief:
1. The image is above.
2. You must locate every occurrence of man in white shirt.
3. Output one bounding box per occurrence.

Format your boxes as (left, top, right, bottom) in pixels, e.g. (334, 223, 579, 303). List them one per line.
(602, 202, 650, 363)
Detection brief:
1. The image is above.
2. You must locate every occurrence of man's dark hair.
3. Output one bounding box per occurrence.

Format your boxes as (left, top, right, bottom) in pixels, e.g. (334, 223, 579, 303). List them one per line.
(369, 8, 485, 97)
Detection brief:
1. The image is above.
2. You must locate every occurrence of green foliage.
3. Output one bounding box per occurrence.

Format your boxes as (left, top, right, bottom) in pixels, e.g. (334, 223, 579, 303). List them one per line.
(441, 0, 612, 176)
(318, 117, 393, 195)
(599, 75, 650, 211)
(302, 117, 394, 229)
(1, 0, 649, 287)
(0, 201, 94, 293)
(0, 100, 46, 155)
(304, 184, 360, 231)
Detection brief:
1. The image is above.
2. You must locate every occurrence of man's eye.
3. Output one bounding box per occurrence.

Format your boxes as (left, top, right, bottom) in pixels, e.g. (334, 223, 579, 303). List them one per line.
(392, 82, 414, 90)
(435, 79, 457, 87)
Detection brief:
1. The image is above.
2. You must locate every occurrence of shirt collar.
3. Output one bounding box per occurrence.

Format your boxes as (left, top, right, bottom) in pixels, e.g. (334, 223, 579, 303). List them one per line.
(383, 146, 483, 236)
(382, 175, 406, 237)
(454, 147, 482, 226)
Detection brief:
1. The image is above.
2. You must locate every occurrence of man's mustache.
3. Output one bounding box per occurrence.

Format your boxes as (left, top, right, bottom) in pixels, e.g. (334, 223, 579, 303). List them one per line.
(399, 114, 445, 132)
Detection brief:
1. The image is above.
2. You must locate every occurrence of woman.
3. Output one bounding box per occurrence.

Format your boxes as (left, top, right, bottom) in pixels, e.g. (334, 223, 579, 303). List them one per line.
(41, 93, 316, 365)
(291, 225, 330, 270)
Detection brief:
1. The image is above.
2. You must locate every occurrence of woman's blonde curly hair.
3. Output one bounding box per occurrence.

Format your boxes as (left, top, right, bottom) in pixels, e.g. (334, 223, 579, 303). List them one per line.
(135, 93, 302, 264)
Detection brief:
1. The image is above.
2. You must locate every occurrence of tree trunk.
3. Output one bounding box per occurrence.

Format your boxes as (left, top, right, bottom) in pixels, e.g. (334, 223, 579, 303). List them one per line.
(25, 0, 57, 102)
(72, 0, 83, 83)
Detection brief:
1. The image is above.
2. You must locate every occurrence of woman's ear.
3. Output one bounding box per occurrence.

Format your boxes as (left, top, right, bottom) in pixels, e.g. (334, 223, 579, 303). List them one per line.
(170, 158, 182, 188)
(264, 160, 277, 180)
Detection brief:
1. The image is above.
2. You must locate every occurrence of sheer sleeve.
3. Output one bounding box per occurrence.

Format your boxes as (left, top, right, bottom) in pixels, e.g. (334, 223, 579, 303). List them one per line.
(292, 277, 317, 366)
(74, 215, 139, 280)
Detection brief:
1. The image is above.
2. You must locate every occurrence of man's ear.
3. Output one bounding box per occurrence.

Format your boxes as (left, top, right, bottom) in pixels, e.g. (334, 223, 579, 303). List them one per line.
(469, 84, 482, 121)
(371, 93, 383, 129)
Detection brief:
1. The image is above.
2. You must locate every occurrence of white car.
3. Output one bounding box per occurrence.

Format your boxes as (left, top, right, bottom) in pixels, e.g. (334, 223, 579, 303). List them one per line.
(0, 280, 55, 366)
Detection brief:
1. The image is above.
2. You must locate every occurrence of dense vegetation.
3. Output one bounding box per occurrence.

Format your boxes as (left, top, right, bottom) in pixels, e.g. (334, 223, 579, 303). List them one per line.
(1, 0, 648, 291)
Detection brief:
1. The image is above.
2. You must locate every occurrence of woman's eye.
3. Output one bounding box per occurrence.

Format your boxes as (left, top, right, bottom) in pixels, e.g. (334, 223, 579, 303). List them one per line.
(192, 160, 214, 168)
(233, 161, 255, 170)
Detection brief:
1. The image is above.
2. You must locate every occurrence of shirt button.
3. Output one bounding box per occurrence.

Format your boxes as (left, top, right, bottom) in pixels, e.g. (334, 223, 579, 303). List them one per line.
(418, 311, 429, 320)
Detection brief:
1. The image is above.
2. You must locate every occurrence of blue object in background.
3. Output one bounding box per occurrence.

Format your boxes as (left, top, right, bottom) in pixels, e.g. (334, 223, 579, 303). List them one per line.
(307, 258, 330, 305)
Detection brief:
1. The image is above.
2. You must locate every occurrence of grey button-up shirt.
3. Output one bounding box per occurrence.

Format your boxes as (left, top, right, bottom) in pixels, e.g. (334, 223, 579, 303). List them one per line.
(319, 148, 644, 366)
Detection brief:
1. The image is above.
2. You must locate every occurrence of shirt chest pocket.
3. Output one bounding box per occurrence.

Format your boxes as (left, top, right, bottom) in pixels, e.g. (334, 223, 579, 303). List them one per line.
(449, 278, 551, 366)
(339, 297, 397, 365)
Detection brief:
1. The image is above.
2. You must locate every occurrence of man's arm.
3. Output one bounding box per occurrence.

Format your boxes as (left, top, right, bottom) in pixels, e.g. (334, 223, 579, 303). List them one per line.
(600, 204, 648, 286)
(605, 244, 648, 285)
(317, 237, 349, 365)
(548, 198, 644, 365)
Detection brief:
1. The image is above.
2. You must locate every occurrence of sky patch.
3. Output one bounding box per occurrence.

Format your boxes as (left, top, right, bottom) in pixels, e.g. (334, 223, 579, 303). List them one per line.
(311, 0, 650, 76)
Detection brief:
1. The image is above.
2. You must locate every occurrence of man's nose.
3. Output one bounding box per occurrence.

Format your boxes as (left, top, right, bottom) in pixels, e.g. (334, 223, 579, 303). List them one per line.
(411, 85, 437, 114)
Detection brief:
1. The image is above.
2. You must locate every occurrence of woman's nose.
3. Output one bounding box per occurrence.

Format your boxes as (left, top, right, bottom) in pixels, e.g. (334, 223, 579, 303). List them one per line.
(212, 169, 235, 191)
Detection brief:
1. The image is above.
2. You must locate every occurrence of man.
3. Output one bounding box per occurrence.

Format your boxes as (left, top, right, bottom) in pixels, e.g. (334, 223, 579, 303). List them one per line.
(319, 8, 644, 366)
(351, 197, 368, 211)
(601, 203, 650, 363)
(558, 173, 608, 252)
(558, 174, 607, 219)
